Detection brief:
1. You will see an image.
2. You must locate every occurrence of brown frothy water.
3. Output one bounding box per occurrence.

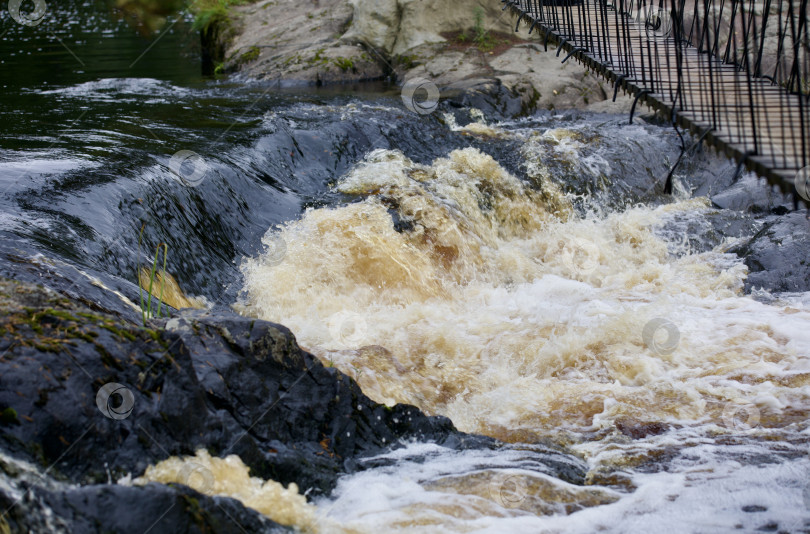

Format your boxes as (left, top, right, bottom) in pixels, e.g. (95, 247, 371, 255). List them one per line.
(138, 141, 810, 533)
(239, 146, 809, 440)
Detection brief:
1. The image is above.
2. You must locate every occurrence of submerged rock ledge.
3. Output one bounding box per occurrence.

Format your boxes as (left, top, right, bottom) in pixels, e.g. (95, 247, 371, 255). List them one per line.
(0, 277, 585, 532)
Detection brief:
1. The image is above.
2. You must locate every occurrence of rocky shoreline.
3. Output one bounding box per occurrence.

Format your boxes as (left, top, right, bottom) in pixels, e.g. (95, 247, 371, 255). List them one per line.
(212, 0, 632, 115)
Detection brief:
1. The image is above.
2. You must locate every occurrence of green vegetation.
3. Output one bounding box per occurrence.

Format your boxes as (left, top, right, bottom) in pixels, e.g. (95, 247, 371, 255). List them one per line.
(138, 224, 168, 325)
(779, 76, 810, 95)
(307, 49, 357, 71)
(228, 45, 260, 70)
(454, 8, 498, 52)
(0, 408, 18, 426)
(472, 7, 497, 52)
(191, 0, 250, 33)
(473, 8, 487, 42)
(241, 46, 260, 62)
(397, 54, 418, 69)
(114, 0, 186, 32)
(1, 301, 156, 364)
(113, 0, 253, 33)
(332, 56, 355, 72)
(312, 48, 327, 63)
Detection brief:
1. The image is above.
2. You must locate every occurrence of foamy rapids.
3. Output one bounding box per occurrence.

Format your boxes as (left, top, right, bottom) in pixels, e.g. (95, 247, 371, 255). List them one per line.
(146, 124, 810, 533)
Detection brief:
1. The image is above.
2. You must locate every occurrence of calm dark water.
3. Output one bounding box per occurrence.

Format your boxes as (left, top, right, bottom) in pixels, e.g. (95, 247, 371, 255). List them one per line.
(0, 0, 201, 89)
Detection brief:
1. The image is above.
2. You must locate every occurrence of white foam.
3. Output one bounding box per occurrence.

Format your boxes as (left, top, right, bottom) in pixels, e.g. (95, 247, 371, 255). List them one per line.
(238, 140, 810, 532)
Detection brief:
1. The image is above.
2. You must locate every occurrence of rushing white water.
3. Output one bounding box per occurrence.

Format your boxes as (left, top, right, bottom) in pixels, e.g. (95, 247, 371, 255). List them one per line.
(313, 439, 810, 533)
(206, 116, 810, 532)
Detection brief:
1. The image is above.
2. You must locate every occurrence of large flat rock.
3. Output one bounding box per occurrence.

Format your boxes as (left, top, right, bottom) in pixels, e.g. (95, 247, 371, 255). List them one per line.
(220, 0, 633, 115)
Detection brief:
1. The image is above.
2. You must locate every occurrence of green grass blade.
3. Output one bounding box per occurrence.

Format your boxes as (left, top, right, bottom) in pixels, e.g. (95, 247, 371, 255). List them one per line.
(138, 224, 147, 326)
(147, 243, 161, 320)
(156, 243, 168, 319)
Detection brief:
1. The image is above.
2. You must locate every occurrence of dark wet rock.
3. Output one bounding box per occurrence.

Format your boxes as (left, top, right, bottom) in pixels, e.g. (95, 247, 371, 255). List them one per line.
(0, 233, 145, 324)
(615, 419, 670, 440)
(0, 460, 290, 534)
(0, 278, 476, 495)
(728, 212, 810, 293)
(49, 484, 289, 534)
(518, 117, 749, 210)
(742, 504, 769, 512)
(441, 78, 525, 121)
(0, 276, 586, 531)
(653, 207, 759, 257)
(710, 173, 792, 214)
(673, 148, 737, 199)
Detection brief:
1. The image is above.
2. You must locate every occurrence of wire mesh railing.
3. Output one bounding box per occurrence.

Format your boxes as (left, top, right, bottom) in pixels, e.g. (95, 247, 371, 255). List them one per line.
(504, 0, 810, 202)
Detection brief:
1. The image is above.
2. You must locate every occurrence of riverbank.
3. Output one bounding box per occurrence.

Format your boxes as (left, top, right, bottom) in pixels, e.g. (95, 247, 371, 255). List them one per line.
(213, 0, 632, 115)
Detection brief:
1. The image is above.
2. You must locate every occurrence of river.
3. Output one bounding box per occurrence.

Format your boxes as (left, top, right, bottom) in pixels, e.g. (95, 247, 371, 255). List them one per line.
(2, 1, 809, 533)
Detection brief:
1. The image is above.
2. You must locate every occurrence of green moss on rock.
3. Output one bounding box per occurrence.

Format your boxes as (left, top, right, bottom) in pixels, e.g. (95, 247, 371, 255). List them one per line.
(332, 57, 355, 72)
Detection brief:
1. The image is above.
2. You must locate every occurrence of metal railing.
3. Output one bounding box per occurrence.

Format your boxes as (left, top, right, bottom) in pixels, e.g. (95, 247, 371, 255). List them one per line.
(505, 0, 810, 202)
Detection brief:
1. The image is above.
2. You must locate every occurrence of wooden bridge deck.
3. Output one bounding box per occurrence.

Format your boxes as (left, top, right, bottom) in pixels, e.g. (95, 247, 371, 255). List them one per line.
(504, 0, 809, 200)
